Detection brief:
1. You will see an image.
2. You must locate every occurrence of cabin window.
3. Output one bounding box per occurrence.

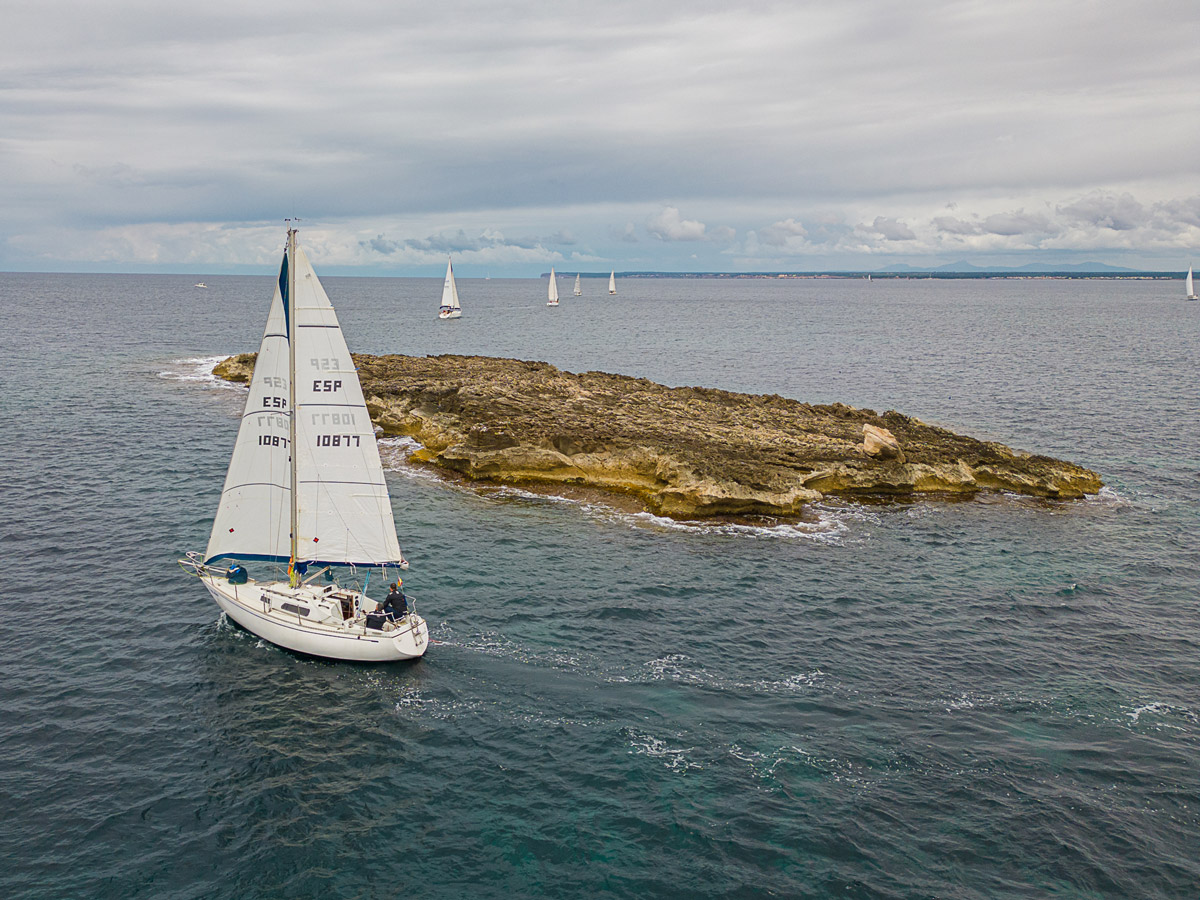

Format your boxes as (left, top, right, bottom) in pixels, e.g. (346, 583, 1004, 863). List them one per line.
(281, 603, 310, 617)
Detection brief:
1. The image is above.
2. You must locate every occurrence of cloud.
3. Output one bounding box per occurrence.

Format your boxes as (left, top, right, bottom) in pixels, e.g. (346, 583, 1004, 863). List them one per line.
(646, 206, 708, 241)
(543, 229, 576, 245)
(1, 2, 1199, 271)
(757, 218, 808, 247)
(980, 210, 1052, 236)
(609, 222, 639, 243)
(366, 235, 401, 254)
(1152, 195, 1200, 229)
(868, 217, 915, 241)
(644, 206, 735, 243)
(352, 225, 565, 268)
(932, 216, 979, 235)
(399, 228, 533, 253)
(1058, 192, 1146, 231)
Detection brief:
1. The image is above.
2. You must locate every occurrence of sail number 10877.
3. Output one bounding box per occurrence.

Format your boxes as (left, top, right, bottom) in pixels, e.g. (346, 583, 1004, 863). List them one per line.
(317, 434, 362, 448)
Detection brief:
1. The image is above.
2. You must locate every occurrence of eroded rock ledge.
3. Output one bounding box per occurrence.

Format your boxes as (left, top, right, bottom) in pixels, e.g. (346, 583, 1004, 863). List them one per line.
(213, 353, 1102, 518)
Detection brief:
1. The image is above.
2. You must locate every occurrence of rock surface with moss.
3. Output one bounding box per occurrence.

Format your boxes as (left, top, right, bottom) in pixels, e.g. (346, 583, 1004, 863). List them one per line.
(212, 353, 1103, 518)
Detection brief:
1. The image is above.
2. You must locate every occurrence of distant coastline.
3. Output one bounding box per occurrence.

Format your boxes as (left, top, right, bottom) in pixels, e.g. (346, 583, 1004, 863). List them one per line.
(556, 270, 1180, 281)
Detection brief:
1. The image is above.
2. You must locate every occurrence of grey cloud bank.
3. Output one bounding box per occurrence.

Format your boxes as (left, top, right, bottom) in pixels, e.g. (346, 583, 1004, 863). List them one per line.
(1, 0, 1197, 274)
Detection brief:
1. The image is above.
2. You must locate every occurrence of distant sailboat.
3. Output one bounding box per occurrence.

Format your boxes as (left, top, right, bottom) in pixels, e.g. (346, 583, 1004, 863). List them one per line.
(194, 282, 207, 288)
(608, 270, 616, 295)
(438, 257, 462, 319)
(1187, 265, 1198, 301)
(574, 274, 582, 296)
(547, 268, 560, 306)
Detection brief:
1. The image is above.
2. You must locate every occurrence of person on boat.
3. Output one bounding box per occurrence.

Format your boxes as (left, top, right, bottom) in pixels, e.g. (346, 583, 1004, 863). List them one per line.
(381, 580, 408, 620)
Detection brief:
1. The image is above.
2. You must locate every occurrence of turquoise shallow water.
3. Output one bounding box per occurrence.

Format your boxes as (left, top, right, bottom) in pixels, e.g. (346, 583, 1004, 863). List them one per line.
(1, 272, 1198, 898)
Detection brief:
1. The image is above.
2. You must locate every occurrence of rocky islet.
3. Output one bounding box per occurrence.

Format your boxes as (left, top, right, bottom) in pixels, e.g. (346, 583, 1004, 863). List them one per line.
(213, 353, 1103, 518)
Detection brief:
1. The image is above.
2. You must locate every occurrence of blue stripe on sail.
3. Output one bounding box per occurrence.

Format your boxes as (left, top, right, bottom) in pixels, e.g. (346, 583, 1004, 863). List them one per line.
(205, 552, 292, 565)
(204, 552, 404, 568)
(278, 251, 290, 337)
(297, 324, 341, 329)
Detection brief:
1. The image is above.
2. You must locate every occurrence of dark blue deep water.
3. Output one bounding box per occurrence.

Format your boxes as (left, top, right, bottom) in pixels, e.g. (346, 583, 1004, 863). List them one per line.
(2, 272, 1198, 899)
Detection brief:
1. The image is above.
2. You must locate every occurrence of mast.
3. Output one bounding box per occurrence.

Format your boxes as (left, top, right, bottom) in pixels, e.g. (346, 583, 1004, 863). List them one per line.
(287, 225, 299, 585)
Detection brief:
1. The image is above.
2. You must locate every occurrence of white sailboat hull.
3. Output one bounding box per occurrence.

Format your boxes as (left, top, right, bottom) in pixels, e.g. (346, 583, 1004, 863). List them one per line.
(438, 307, 462, 319)
(202, 574, 428, 661)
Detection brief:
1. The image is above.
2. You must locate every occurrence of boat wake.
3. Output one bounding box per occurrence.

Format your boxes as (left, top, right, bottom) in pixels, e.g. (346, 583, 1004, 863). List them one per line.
(1124, 701, 1196, 729)
(623, 728, 703, 773)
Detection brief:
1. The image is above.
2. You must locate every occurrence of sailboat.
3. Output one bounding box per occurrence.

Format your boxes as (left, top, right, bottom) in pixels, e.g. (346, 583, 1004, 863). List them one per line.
(608, 270, 616, 295)
(438, 257, 462, 319)
(547, 267, 560, 306)
(574, 274, 582, 296)
(180, 226, 429, 662)
(1187, 265, 1198, 301)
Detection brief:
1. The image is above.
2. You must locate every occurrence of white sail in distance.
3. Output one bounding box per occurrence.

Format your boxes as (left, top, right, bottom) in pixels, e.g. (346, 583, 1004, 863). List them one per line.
(442, 258, 460, 310)
(548, 268, 559, 304)
(574, 274, 581, 296)
(609, 270, 616, 294)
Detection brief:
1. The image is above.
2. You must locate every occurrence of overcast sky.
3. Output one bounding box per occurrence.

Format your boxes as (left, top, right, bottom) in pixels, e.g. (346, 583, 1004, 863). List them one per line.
(2, 0, 1198, 274)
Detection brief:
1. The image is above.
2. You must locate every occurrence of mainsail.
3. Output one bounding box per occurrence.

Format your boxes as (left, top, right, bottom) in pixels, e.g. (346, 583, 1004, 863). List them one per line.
(608, 270, 616, 294)
(206, 241, 403, 568)
(548, 268, 559, 303)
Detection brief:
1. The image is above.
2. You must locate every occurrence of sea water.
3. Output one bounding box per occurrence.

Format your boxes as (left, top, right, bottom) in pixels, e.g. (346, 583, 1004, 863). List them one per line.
(1, 273, 1197, 899)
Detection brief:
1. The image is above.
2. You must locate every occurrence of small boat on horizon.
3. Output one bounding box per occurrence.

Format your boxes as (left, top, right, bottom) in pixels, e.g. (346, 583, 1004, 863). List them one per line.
(1187, 265, 1197, 301)
(609, 270, 616, 295)
(574, 273, 582, 296)
(438, 257, 462, 319)
(548, 267, 560, 306)
(194, 282, 207, 288)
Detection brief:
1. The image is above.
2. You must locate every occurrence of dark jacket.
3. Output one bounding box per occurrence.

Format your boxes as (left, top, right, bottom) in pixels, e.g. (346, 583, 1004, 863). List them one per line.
(382, 589, 408, 618)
